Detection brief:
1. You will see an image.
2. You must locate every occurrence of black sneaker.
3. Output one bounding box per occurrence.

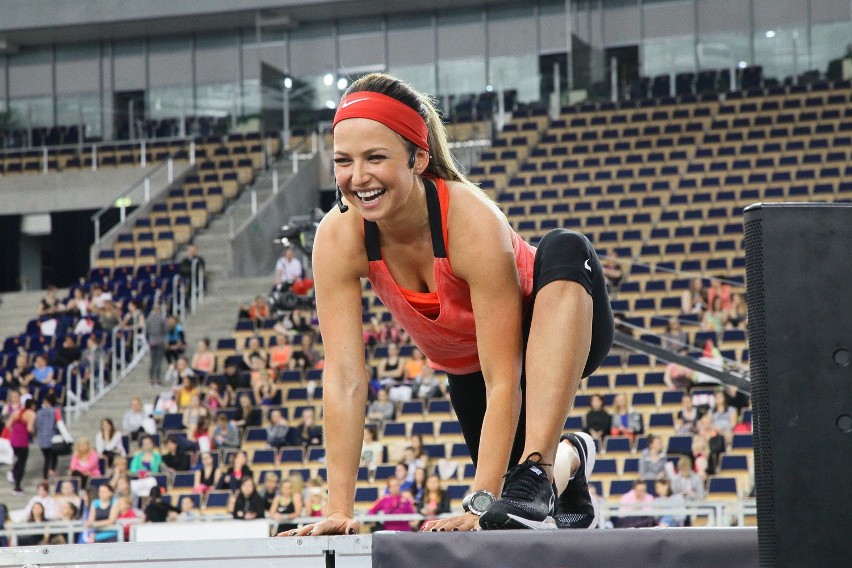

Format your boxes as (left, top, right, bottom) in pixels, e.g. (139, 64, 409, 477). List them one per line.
(479, 452, 557, 530)
(554, 432, 599, 529)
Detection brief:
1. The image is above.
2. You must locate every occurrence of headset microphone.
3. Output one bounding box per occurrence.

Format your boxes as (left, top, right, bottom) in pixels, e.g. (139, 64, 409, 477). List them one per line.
(335, 184, 349, 213)
(408, 151, 416, 169)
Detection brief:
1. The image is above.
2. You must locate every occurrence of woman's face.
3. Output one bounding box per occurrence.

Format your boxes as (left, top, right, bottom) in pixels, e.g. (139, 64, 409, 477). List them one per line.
(414, 468, 426, 484)
(32, 503, 45, 520)
(386, 478, 400, 495)
(131, 398, 142, 412)
(79, 440, 91, 453)
(234, 452, 247, 468)
(98, 485, 112, 501)
(202, 453, 213, 467)
(240, 478, 255, 496)
(387, 343, 399, 357)
(280, 480, 292, 495)
(426, 475, 440, 492)
(614, 394, 626, 411)
(333, 118, 425, 221)
(141, 437, 153, 451)
(590, 395, 603, 410)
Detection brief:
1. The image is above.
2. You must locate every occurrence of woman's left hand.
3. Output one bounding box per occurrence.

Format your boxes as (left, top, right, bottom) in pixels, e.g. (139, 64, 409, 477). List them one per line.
(420, 512, 480, 532)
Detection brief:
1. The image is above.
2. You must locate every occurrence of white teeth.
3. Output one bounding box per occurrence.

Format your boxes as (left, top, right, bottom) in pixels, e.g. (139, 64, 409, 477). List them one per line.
(357, 189, 383, 198)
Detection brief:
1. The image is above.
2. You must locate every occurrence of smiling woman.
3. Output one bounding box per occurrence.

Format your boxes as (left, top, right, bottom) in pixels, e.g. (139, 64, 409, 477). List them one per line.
(284, 72, 614, 538)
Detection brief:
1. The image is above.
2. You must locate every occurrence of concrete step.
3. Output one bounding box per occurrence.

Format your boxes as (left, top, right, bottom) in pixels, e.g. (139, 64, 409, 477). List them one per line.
(0, 290, 53, 342)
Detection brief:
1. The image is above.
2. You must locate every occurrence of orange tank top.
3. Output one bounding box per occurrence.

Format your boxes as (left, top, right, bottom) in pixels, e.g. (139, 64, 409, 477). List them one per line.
(365, 178, 535, 374)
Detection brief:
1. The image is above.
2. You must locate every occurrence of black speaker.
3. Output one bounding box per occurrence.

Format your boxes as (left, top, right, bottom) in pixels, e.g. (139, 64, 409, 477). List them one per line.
(744, 203, 852, 568)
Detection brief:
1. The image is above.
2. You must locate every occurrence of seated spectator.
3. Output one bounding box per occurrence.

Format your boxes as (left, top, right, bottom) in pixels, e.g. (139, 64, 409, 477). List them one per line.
(19, 501, 51, 546)
(122, 396, 150, 442)
(602, 250, 624, 292)
(711, 389, 737, 446)
(87, 483, 119, 543)
(408, 434, 430, 473)
(584, 393, 612, 443)
(98, 300, 120, 331)
(66, 287, 89, 317)
(360, 426, 383, 480)
(48, 501, 80, 544)
(108, 455, 130, 487)
(275, 245, 303, 285)
(681, 277, 706, 315)
(203, 381, 229, 413)
(120, 299, 146, 336)
(69, 437, 101, 487)
(661, 317, 689, 352)
(405, 348, 427, 381)
(368, 477, 415, 532)
(269, 333, 293, 370)
(213, 414, 242, 449)
(161, 435, 191, 473)
(392, 463, 413, 494)
(231, 476, 266, 520)
(610, 393, 643, 441)
(413, 365, 444, 400)
(304, 477, 327, 517)
(143, 486, 178, 523)
(39, 285, 63, 317)
(241, 336, 269, 371)
(691, 436, 712, 481)
(266, 409, 291, 449)
(4, 353, 30, 390)
(28, 354, 56, 387)
(258, 472, 279, 511)
(129, 435, 163, 476)
(410, 467, 428, 507)
(638, 434, 668, 481)
(51, 335, 81, 370)
(727, 292, 748, 329)
(168, 359, 197, 395)
(289, 331, 322, 371)
(292, 407, 322, 447)
(190, 338, 216, 375)
(701, 296, 727, 338)
(193, 452, 221, 494)
(56, 479, 82, 511)
(165, 315, 187, 365)
(233, 393, 262, 429)
(181, 392, 208, 430)
(95, 417, 126, 469)
(654, 478, 686, 527)
(217, 450, 253, 493)
(270, 476, 304, 534)
(419, 474, 450, 523)
(222, 361, 250, 398)
(367, 387, 395, 427)
(695, 412, 726, 473)
(616, 479, 655, 528)
(706, 279, 732, 312)
(249, 354, 276, 402)
(113, 475, 133, 501)
(24, 481, 59, 521)
(177, 496, 199, 522)
(378, 343, 408, 390)
(114, 495, 139, 541)
(88, 284, 112, 313)
(666, 455, 705, 502)
(247, 296, 270, 326)
(189, 415, 213, 452)
(675, 393, 701, 434)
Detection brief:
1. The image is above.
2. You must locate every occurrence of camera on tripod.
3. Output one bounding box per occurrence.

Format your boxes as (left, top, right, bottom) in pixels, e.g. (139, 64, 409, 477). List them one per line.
(269, 211, 322, 315)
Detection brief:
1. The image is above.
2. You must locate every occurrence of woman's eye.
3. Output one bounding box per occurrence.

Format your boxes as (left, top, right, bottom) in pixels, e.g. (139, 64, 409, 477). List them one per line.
(333, 158, 351, 165)
(369, 155, 387, 162)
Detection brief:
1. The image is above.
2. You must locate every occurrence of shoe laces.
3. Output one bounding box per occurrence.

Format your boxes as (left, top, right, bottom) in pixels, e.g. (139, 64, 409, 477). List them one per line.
(501, 452, 552, 501)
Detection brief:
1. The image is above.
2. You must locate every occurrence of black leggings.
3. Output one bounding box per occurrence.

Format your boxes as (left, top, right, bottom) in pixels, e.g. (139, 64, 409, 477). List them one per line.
(41, 447, 58, 479)
(12, 446, 28, 491)
(447, 229, 614, 468)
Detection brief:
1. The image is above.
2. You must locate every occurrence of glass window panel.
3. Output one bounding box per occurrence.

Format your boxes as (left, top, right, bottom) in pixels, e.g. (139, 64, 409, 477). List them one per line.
(642, 36, 697, 77)
(603, 0, 641, 46)
(438, 10, 486, 97)
(387, 14, 436, 95)
(148, 86, 193, 120)
(810, 0, 851, 25)
(811, 22, 852, 75)
(56, 93, 102, 138)
(8, 96, 53, 128)
(339, 18, 385, 73)
(290, 24, 335, 78)
(753, 0, 807, 32)
(642, 1, 695, 39)
(753, 27, 808, 82)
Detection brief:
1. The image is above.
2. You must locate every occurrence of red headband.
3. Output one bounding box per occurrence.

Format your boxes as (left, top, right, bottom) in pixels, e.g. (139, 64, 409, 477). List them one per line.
(333, 91, 429, 152)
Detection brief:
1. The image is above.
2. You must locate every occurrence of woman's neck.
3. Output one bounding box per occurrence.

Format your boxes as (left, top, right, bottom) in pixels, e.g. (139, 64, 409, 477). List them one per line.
(375, 177, 430, 244)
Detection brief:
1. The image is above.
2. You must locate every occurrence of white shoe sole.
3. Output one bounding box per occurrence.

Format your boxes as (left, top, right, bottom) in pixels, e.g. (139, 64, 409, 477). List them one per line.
(506, 513, 559, 530)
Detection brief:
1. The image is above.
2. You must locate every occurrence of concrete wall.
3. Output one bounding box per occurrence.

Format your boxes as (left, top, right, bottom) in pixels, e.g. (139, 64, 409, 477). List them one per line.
(0, 166, 160, 215)
(230, 155, 320, 278)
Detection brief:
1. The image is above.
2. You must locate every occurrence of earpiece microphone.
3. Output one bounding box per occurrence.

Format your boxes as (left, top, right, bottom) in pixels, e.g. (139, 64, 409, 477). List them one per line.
(335, 184, 349, 213)
(408, 151, 416, 170)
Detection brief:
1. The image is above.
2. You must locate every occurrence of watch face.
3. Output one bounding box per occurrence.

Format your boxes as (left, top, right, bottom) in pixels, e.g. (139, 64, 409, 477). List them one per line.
(471, 492, 494, 514)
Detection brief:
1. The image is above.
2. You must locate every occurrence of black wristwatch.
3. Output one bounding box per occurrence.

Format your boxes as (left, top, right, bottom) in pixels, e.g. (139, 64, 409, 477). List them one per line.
(461, 490, 496, 516)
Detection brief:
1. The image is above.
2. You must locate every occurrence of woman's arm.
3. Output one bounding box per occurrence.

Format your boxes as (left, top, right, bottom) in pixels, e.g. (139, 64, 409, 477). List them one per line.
(287, 212, 369, 536)
(291, 493, 304, 519)
(449, 187, 524, 500)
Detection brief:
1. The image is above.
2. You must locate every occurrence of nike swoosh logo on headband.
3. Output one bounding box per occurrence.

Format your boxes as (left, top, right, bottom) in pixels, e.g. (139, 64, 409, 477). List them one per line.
(341, 98, 368, 108)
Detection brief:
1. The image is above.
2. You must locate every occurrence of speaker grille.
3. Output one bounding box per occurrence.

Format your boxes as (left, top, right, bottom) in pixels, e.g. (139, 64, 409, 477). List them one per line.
(744, 214, 774, 568)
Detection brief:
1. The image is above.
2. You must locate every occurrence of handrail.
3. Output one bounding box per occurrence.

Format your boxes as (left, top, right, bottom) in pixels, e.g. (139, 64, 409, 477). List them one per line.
(89, 159, 173, 247)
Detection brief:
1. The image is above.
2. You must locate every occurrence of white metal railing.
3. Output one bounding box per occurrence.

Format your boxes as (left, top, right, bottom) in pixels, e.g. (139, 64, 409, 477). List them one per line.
(0, 520, 129, 546)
